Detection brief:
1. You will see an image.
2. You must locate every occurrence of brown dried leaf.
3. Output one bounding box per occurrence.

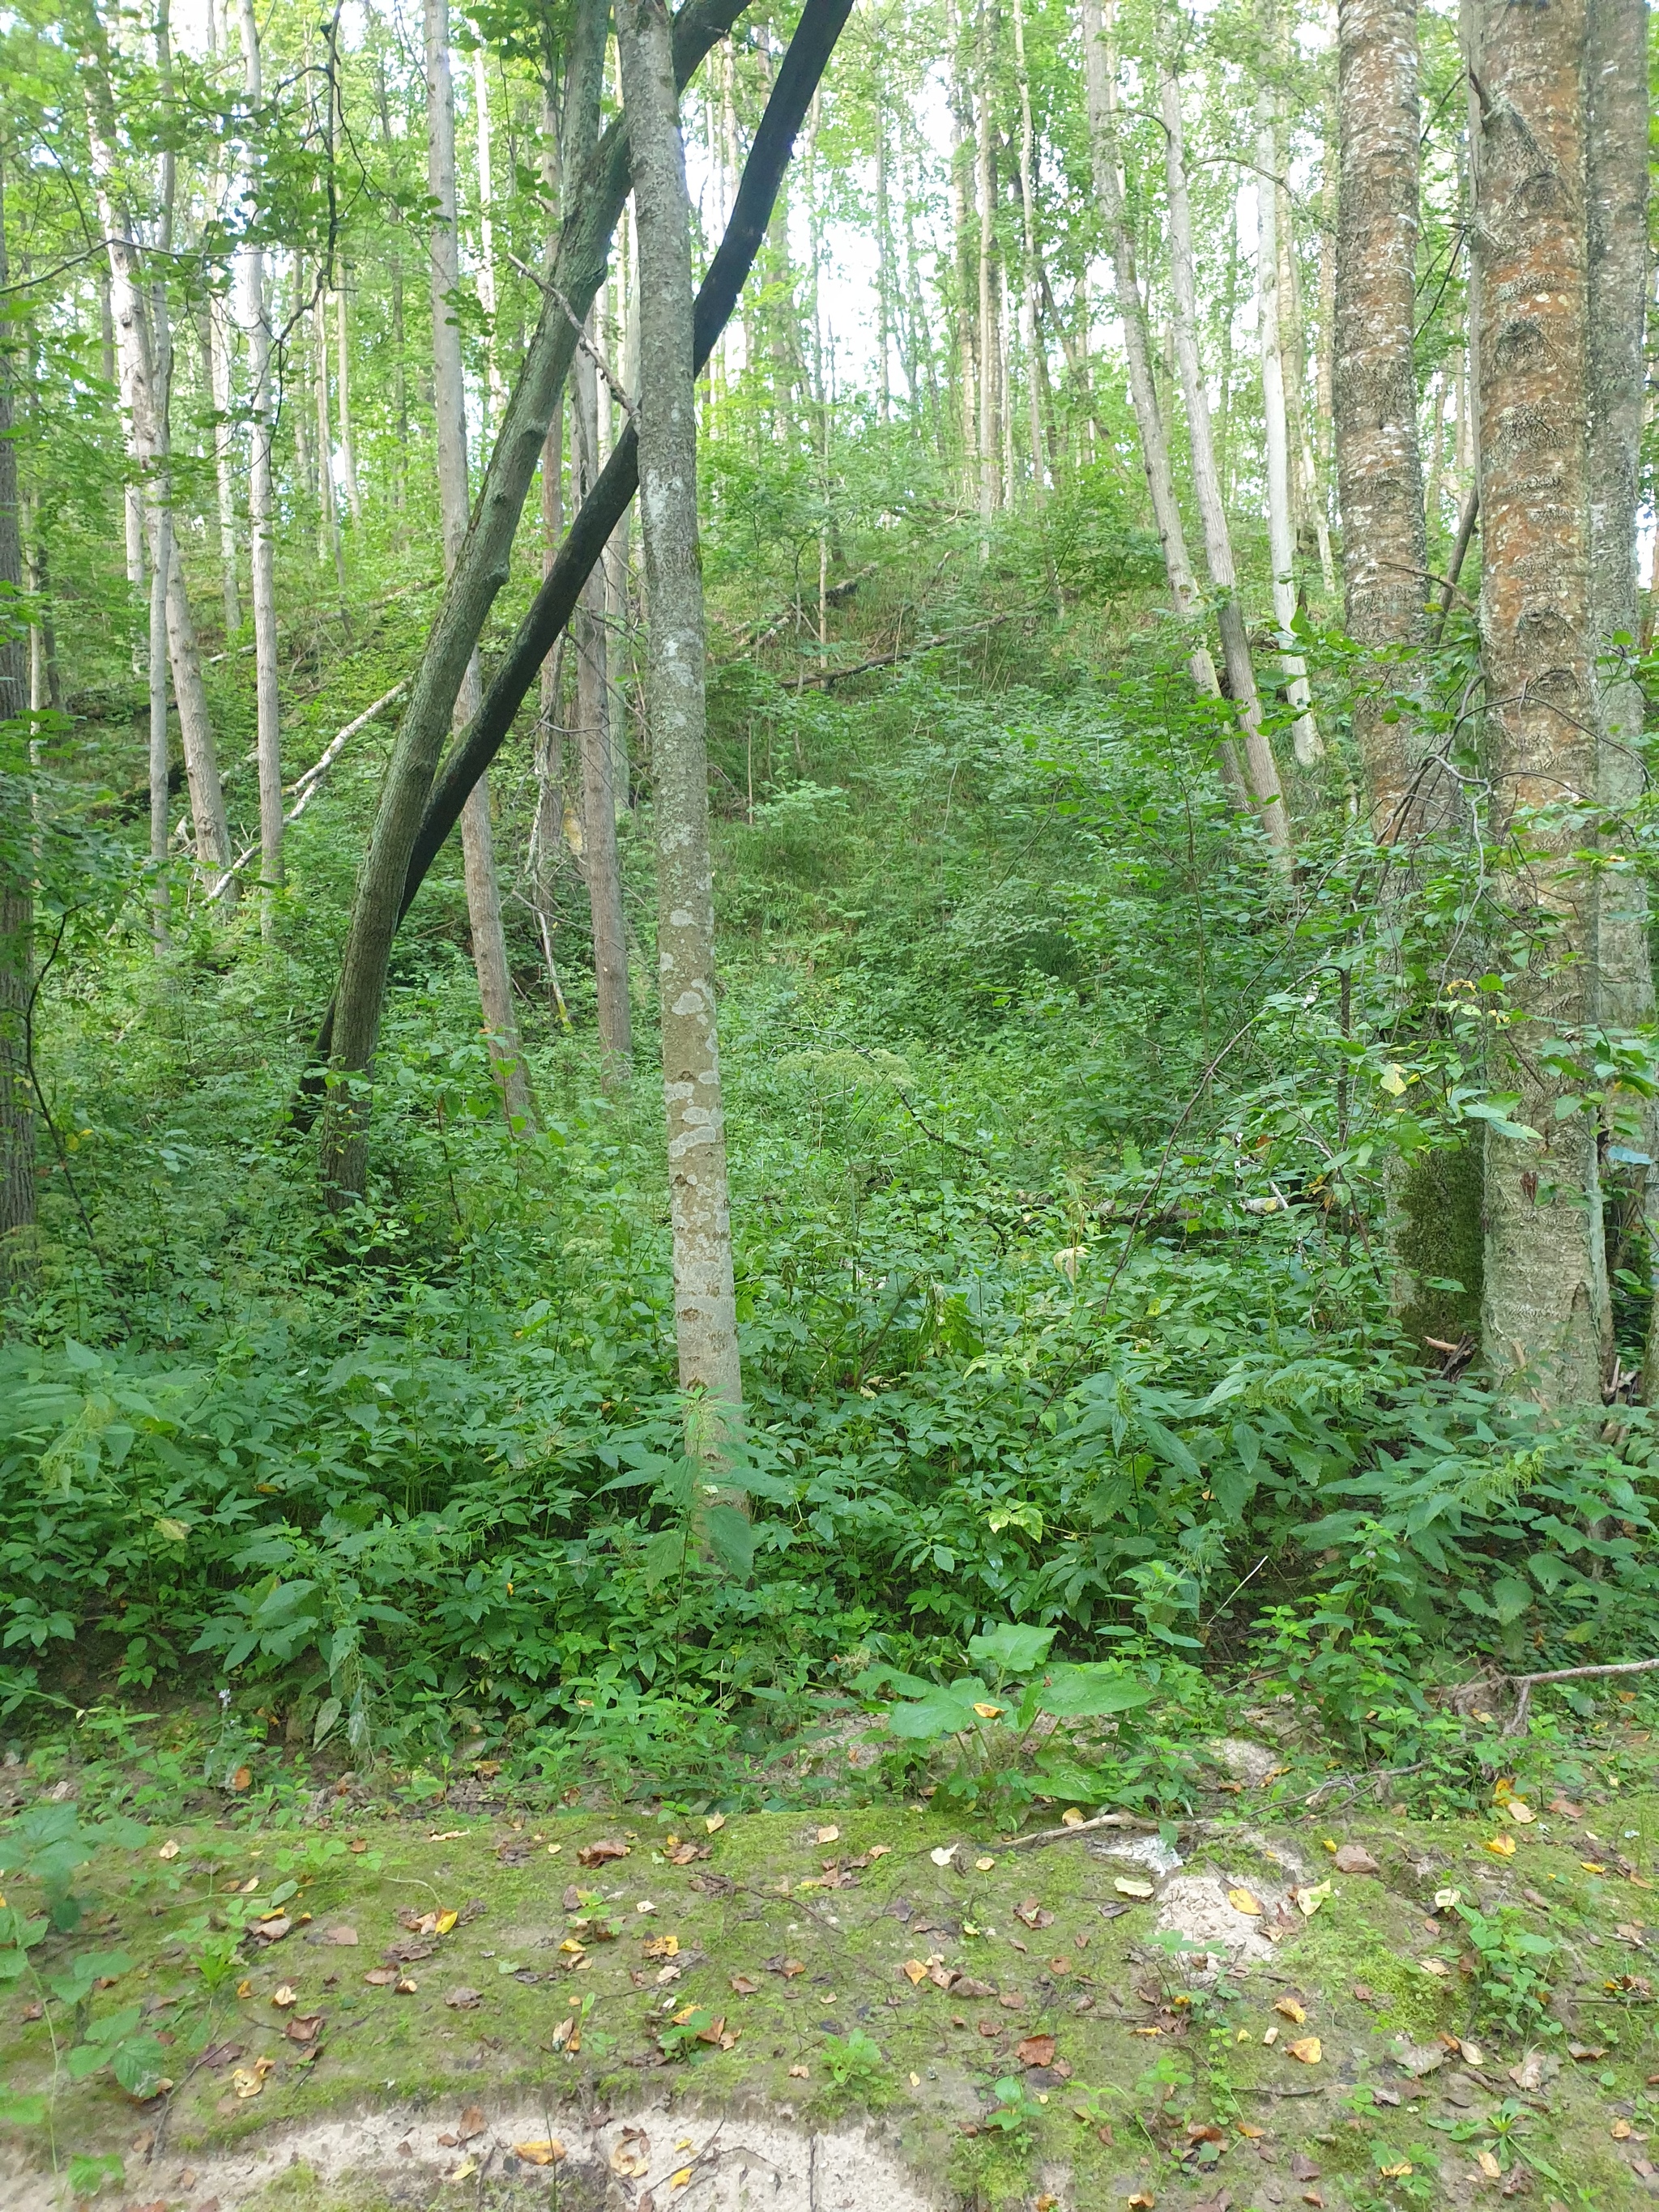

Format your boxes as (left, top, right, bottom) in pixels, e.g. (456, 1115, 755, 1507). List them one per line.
(1016, 2034, 1056, 2068)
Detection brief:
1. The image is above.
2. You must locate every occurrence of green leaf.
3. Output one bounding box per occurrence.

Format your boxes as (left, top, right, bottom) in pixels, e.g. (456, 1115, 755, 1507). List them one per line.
(702, 1503, 755, 1580)
(886, 1680, 992, 1740)
(1035, 1665, 1157, 1720)
(66, 2153, 125, 2197)
(966, 1623, 1055, 1675)
(0, 2087, 48, 2127)
(313, 1696, 343, 1748)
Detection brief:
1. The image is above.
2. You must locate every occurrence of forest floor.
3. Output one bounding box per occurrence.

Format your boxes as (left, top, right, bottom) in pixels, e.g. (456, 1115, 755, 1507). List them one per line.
(6, 1723, 1659, 2212)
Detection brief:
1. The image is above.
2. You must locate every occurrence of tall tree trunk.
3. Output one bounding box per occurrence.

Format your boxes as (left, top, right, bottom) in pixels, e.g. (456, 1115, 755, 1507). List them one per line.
(949, 0, 979, 501)
(1011, 0, 1045, 497)
(874, 76, 891, 424)
(205, 302, 241, 635)
(472, 45, 509, 437)
(314, 292, 346, 592)
(1334, 0, 1430, 834)
(1256, 79, 1321, 765)
(318, 0, 745, 1198)
(83, 1, 235, 900)
(573, 333, 633, 1080)
(1279, 163, 1335, 593)
(1473, 0, 1608, 1405)
(1159, 49, 1290, 850)
(616, 0, 743, 1437)
(336, 273, 362, 525)
(147, 492, 172, 936)
(0, 162, 36, 1281)
(1582, 0, 1654, 1388)
(1077, 0, 1245, 806)
(975, 0, 1001, 540)
(424, 0, 534, 1138)
(237, 0, 282, 934)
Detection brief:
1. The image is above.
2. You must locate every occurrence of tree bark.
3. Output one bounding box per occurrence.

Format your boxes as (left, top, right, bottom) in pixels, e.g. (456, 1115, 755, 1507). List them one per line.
(1256, 82, 1321, 765)
(1078, 0, 1245, 807)
(237, 0, 281, 934)
(424, 0, 535, 1140)
(336, 273, 363, 526)
(975, 0, 1002, 540)
(573, 335, 633, 1081)
(1473, 0, 1608, 1405)
(1011, 0, 1045, 497)
(0, 161, 35, 1281)
(472, 45, 509, 437)
(1581, 0, 1654, 1388)
(616, 0, 743, 1434)
(205, 301, 241, 635)
(82, 2, 235, 900)
(318, 0, 748, 1197)
(1159, 50, 1290, 851)
(1334, 0, 1430, 834)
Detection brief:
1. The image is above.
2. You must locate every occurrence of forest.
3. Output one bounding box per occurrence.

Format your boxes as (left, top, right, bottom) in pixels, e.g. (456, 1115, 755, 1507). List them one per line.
(1, 0, 1659, 2199)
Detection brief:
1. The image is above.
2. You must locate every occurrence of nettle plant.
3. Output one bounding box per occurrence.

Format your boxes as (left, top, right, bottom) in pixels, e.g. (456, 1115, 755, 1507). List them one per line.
(855, 1622, 1161, 1819)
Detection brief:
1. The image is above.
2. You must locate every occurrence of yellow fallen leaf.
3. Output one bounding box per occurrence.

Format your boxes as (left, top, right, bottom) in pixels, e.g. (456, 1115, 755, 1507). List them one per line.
(1286, 2036, 1322, 2065)
(1227, 1888, 1262, 1916)
(1507, 1800, 1536, 1825)
(1419, 1958, 1450, 1978)
(1613, 2120, 1633, 2142)
(1458, 2039, 1484, 2067)
(705, 1813, 726, 1834)
(1293, 1881, 1332, 1916)
(972, 1702, 1003, 1720)
(1494, 1777, 1515, 1801)
(1478, 2150, 1502, 2177)
(435, 1910, 458, 1935)
(271, 1984, 297, 2010)
(1583, 1861, 1608, 1873)
(817, 1825, 840, 1844)
(788, 2065, 808, 2078)
(975, 1856, 996, 1872)
(671, 2169, 693, 2192)
(1115, 1878, 1154, 1899)
(1273, 1996, 1306, 2023)
(158, 1839, 181, 1861)
(1485, 1835, 1516, 1857)
(910, 2070, 920, 2086)
(544, 1843, 562, 1856)
(1237, 2123, 1265, 2139)
(1378, 2162, 1414, 2179)
(1061, 1808, 1085, 1827)
(867, 1843, 891, 1859)
(1321, 1838, 1338, 1854)
(902, 1958, 929, 1985)
(513, 2141, 565, 2167)
(448, 2158, 478, 2183)
(236, 1978, 252, 2000)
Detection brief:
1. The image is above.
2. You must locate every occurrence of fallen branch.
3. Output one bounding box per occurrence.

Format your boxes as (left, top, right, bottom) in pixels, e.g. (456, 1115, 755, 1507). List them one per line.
(1448, 1655, 1659, 1738)
(205, 680, 410, 899)
(996, 1810, 1177, 1850)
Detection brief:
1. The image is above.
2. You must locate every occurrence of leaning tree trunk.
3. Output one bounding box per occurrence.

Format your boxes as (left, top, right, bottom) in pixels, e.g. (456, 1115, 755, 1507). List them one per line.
(1473, 0, 1609, 1406)
(1159, 49, 1290, 853)
(1077, 0, 1247, 808)
(616, 0, 743, 1439)
(318, 0, 748, 1198)
(237, 0, 282, 935)
(0, 163, 35, 1282)
(1334, 0, 1430, 835)
(424, 0, 534, 1140)
(1581, 0, 1654, 1389)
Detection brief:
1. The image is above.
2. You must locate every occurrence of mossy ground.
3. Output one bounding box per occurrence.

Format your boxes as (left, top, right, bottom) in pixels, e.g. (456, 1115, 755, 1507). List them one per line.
(6, 1770, 1659, 2210)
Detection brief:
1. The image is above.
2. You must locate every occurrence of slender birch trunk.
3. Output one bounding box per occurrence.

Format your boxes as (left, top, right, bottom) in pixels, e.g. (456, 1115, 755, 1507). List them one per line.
(1077, 0, 1244, 803)
(206, 304, 241, 635)
(0, 168, 35, 1279)
(472, 47, 509, 437)
(616, 0, 743, 1436)
(1473, 0, 1608, 1405)
(975, 0, 1001, 538)
(1160, 50, 1290, 850)
(1334, 0, 1430, 835)
(1011, 0, 1045, 497)
(1256, 85, 1321, 765)
(237, 0, 281, 934)
(314, 293, 346, 592)
(572, 336, 632, 1081)
(424, 0, 534, 1139)
(1280, 167, 1334, 593)
(336, 275, 362, 525)
(83, 5, 235, 901)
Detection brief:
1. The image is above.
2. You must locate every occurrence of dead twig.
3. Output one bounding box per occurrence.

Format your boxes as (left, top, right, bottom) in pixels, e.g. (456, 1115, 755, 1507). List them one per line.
(996, 1810, 1180, 1851)
(1446, 1655, 1659, 1737)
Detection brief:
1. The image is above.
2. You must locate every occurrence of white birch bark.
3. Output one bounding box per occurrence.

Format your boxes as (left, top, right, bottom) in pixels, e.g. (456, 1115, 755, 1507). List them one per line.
(1256, 96, 1322, 765)
(1160, 53, 1290, 851)
(236, 0, 281, 933)
(471, 46, 509, 437)
(206, 304, 241, 636)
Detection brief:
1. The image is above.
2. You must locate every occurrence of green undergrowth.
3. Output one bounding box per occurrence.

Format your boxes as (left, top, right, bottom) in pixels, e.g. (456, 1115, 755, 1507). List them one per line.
(6, 1754, 1659, 2209)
